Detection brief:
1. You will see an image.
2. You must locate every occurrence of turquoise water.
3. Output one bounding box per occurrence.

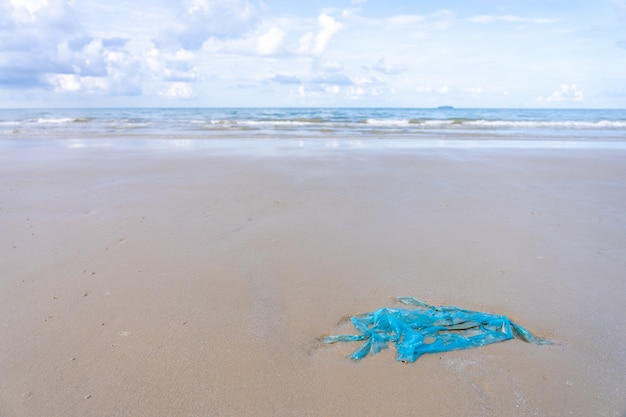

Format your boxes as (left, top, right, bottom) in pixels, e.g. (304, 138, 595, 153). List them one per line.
(1, 108, 625, 147)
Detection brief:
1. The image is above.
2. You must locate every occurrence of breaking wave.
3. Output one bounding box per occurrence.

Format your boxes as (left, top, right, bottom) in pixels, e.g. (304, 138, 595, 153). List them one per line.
(1, 108, 625, 142)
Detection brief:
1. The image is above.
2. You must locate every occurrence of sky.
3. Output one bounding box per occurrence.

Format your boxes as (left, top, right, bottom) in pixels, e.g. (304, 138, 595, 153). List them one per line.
(1, 0, 626, 108)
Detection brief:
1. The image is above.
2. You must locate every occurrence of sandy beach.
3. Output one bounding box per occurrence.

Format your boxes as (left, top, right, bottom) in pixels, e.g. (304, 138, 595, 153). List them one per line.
(1, 142, 625, 417)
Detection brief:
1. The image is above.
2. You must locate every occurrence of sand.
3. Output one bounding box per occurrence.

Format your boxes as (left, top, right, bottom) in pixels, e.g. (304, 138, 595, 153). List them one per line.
(1, 142, 625, 417)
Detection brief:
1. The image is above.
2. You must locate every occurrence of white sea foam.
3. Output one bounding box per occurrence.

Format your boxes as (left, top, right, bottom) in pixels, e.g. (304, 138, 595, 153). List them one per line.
(365, 119, 410, 126)
(183, 115, 626, 131)
(239, 120, 319, 127)
(464, 120, 626, 129)
(36, 118, 75, 124)
(110, 123, 151, 129)
(416, 120, 456, 126)
(190, 119, 232, 125)
(1, 108, 624, 143)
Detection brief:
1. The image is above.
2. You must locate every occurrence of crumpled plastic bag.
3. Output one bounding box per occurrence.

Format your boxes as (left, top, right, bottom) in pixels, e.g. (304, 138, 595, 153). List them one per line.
(323, 296, 552, 362)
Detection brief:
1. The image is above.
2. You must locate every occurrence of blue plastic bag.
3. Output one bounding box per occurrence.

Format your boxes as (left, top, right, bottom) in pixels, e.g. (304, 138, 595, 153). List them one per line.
(323, 296, 551, 362)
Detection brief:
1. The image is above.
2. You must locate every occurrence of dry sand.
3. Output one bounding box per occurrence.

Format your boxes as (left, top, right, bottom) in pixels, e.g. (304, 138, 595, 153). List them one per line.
(1, 142, 625, 417)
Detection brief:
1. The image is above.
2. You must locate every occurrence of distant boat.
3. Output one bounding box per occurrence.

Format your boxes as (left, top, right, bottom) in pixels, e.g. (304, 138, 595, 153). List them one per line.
(437, 105, 454, 110)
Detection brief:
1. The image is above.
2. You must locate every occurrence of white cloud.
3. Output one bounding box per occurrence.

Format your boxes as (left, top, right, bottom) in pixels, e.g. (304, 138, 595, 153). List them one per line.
(344, 76, 383, 98)
(2, 1, 342, 102)
(0, 1, 145, 95)
(101, 51, 143, 95)
(47, 73, 82, 92)
(352, 12, 445, 31)
(145, 48, 198, 83)
(312, 60, 343, 72)
(544, 84, 584, 102)
(311, 72, 353, 86)
(41, 42, 144, 96)
(257, 27, 285, 55)
(10, 0, 49, 19)
(346, 85, 382, 98)
(297, 32, 313, 54)
(0, 0, 622, 107)
(2, 0, 78, 47)
(271, 74, 301, 84)
(195, 12, 343, 58)
(342, 8, 355, 18)
(420, 10, 455, 31)
(468, 15, 557, 24)
(352, 76, 378, 85)
(326, 84, 341, 94)
(0, 0, 86, 87)
(373, 57, 406, 75)
(294, 13, 343, 56)
(463, 86, 483, 98)
(46, 73, 109, 93)
(416, 85, 449, 94)
(163, 82, 195, 98)
(385, 15, 424, 26)
(283, 70, 384, 102)
(156, 0, 261, 50)
(56, 38, 108, 77)
(313, 13, 343, 55)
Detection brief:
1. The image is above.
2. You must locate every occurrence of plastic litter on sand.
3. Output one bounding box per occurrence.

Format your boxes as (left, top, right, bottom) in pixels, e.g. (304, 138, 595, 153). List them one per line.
(323, 296, 552, 363)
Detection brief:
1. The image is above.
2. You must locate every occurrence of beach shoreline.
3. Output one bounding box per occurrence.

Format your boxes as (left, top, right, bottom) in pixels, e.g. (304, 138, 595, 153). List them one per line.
(1, 142, 625, 417)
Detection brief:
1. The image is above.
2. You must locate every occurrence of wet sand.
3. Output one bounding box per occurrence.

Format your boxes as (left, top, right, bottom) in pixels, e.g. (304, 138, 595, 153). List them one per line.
(1, 143, 625, 417)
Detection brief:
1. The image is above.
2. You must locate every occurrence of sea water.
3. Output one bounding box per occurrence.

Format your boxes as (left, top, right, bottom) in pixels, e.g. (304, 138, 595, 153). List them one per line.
(1, 108, 625, 149)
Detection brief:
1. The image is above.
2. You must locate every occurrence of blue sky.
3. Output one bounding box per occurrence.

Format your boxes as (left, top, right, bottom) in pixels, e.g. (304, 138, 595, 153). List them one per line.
(1, 0, 625, 108)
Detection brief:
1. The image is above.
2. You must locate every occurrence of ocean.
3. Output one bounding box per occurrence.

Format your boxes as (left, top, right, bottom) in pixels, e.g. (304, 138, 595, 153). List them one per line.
(1, 107, 625, 149)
